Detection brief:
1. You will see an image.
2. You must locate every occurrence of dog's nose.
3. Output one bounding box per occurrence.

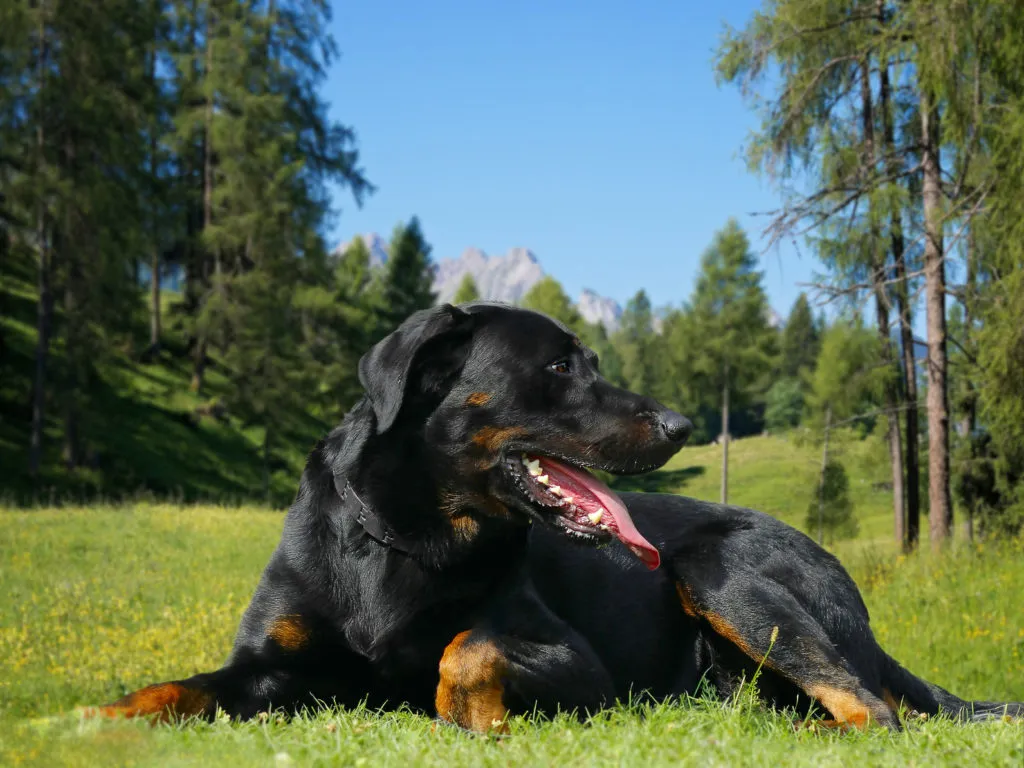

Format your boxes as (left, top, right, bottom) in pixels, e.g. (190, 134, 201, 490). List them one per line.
(658, 410, 693, 444)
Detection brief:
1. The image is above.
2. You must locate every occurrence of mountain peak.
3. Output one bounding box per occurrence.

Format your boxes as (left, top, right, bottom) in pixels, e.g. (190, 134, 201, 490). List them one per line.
(577, 288, 622, 332)
(333, 233, 623, 332)
(434, 246, 544, 305)
(506, 247, 539, 265)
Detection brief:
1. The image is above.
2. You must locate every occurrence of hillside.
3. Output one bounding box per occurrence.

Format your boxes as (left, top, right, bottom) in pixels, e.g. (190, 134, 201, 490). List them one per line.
(611, 432, 902, 556)
(0, 250, 327, 506)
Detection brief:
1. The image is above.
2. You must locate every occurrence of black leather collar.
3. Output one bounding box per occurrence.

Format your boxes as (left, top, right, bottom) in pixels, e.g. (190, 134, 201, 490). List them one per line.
(333, 474, 414, 554)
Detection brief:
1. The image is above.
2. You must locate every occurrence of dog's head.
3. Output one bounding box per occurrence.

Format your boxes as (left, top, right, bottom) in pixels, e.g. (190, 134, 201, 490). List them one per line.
(357, 302, 691, 569)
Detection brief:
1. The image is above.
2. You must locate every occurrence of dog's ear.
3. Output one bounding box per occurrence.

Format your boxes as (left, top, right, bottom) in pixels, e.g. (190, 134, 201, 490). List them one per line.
(358, 303, 475, 434)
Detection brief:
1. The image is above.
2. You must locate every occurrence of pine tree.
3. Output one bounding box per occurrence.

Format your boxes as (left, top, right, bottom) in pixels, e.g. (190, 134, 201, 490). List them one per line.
(715, 0, 941, 548)
(521, 276, 584, 329)
(381, 217, 436, 328)
(766, 293, 821, 431)
(764, 377, 805, 432)
(1, 0, 371, 493)
(15, 0, 158, 469)
(780, 293, 819, 380)
(806, 460, 858, 545)
(298, 237, 382, 419)
(686, 220, 776, 503)
(615, 290, 658, 398)
(452, 274, 481, 304)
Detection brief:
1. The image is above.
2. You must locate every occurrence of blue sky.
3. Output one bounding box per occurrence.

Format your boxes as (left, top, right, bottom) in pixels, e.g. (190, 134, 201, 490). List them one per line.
(322, 0, 814, 318)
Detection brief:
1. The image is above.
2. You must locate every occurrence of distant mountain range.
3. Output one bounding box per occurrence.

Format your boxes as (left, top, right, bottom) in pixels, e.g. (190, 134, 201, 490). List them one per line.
(335, 234, 624, 332)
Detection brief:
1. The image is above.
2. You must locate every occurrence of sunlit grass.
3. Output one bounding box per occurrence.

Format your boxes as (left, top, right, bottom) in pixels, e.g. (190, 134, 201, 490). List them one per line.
(1, 505, 1021, 767)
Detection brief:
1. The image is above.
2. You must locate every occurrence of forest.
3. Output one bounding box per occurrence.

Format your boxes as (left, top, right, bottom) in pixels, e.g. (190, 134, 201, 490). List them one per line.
(2, 0, 1024, 553)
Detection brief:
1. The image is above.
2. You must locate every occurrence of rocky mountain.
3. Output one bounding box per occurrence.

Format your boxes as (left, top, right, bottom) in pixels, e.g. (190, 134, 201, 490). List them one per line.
(433, 246, 545, 306)
(432, 247, 626, 332)
(335, 233, 625, 332)
(577, 289, 622, 331)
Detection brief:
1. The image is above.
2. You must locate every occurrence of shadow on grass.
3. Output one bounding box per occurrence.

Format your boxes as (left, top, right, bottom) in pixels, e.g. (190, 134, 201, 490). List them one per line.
(611, 466, 706, 494)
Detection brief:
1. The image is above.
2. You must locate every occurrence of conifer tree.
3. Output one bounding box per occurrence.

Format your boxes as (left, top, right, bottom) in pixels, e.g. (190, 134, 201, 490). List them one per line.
(521, 276, 584, 329)
(780, 293, 819, 380)
(686, 219, 775, 504)
(452, 274, 481, 304)
(381, 217, 436, 328)
(806, 460, 858, 545)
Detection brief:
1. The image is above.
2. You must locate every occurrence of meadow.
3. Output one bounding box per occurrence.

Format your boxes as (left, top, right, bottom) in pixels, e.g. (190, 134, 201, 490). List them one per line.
(1, 436, 1022, 766)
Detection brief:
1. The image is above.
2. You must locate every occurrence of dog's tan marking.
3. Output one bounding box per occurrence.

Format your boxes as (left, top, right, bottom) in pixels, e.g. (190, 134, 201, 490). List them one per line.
(465, 392, 491, 407)
(675, 582, 699, 618)
(268, 614, 311, 651)
(806, 685, 876, 730)
(882, 687, 902, 713)
(471, 426, 527, 453)
(702, 610, 776, 669)
(435, 631, 509, 733)
(88, 683, 211, 722)
(449, 512, 482, 540)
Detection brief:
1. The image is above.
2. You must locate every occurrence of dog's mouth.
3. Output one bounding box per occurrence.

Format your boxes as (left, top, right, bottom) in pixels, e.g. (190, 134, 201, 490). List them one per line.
(504, 452, 661, 570)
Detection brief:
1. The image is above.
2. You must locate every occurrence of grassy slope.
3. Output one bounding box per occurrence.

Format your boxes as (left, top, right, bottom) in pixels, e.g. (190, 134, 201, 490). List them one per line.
(613, 430, 902, 558)
(0, 506, 1021, 767)
(0, 250, 326, 506)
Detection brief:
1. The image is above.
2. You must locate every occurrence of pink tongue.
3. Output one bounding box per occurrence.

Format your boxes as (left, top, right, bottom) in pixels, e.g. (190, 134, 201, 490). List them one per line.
(536, 456, 661, 570)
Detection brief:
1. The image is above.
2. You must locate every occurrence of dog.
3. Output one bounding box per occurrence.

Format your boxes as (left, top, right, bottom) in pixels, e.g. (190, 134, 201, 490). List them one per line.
(92, 302, 1023, 731)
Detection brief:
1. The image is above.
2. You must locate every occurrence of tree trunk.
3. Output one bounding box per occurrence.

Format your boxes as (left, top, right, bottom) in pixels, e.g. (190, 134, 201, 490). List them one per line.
(61, 136, 81, 470)
(817, 404, 832, 546)
(959, 228, 978, 542)
(150, 249, 161, 351)
(861, 55, 906, 547)
(0, 227, 8, 362)
(62, 249, 82, 470)
(920, 91, 953, 549)
(263, 422, 271, 504)
(192, 6, 215, 394)
(182, 0, 199, 319)
(29, 208, 52, 476)
(721, 368, 729, 506)
(148, 38, 161, 354)
(29, 13, 51, 477)
(879, 45, 920, 551)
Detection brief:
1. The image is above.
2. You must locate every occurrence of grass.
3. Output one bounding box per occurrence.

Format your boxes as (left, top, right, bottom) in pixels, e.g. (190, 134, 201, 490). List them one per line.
(1, 505, 1022, 767)
(3, 245, 1020, 764)
(613, 430, 908, 559)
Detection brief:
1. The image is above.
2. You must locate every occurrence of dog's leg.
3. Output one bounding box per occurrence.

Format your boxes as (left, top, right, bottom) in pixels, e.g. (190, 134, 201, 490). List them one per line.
(676, 579, 899, 730)
(86, 660, 346, 722)
(434, 591, 616, 734)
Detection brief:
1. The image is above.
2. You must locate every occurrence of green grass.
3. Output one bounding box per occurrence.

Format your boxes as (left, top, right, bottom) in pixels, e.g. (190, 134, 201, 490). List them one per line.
(1, 505, 1021, 767)
(613, 430, 908, 559)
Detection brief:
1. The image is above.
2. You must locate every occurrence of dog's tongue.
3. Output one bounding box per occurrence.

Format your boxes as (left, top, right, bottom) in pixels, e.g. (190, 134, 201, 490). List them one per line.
(534, 456, 661, 570)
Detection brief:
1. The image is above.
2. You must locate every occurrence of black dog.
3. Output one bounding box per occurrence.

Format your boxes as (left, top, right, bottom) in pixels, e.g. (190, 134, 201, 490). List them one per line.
(93, 303, 1022, 731)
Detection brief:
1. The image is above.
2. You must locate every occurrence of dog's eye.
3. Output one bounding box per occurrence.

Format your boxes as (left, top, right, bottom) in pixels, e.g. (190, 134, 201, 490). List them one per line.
(547, 359, 571, 375)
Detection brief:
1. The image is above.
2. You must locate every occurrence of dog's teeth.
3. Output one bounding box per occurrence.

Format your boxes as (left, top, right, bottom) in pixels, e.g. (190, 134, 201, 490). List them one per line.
(562, 495, 573, 504)
(524, 458, 542, 476)
(587, 510, 603, 525)
(599, 524, 610, 531)
(537, 475, 549, 485)
(549, 485, 562, 496)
